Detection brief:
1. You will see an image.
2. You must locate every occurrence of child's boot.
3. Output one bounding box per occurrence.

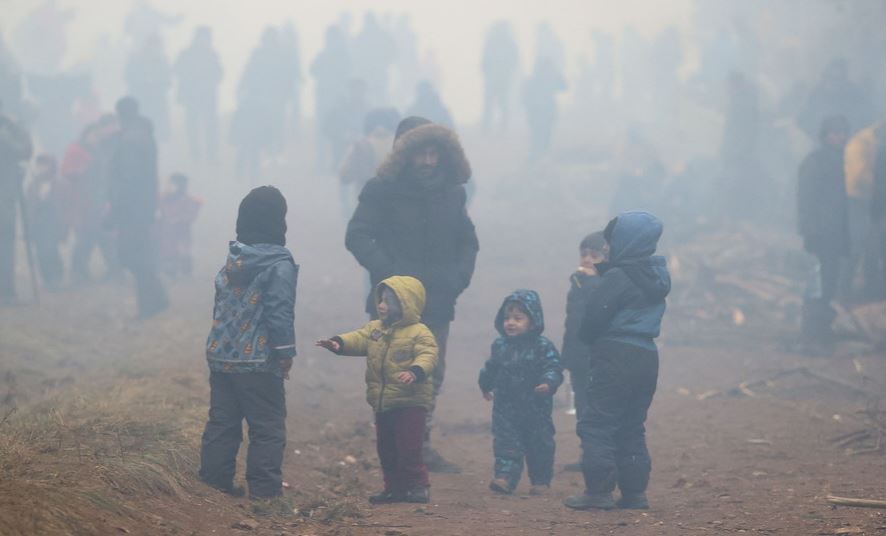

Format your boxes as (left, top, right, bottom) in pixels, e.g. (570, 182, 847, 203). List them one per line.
(563, 492, 616, 510)
(489, 477, 513, 495)
(403, 487, 430, 504)
(368, 489, 402, 504)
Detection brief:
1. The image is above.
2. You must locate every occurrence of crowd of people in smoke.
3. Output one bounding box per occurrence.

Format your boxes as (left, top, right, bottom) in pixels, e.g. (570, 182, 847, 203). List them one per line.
(3, 0, 886, 515)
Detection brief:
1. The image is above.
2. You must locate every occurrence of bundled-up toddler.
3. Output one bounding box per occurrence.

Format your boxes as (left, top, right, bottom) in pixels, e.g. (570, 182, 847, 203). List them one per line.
(479, 290, 563, 495)
(317, 276, 438, 504)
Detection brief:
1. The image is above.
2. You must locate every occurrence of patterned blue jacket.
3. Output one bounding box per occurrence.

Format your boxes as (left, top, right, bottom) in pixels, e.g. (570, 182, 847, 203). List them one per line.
(479, 290, 564, 404)
(206, 241, 298, 376)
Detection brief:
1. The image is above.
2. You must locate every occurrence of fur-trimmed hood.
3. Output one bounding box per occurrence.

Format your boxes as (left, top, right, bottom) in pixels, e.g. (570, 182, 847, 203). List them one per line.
(375, 123, 471, 184)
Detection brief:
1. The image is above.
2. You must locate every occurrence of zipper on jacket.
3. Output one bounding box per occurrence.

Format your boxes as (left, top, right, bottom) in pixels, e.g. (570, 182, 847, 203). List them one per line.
(377, 334, 393, 411)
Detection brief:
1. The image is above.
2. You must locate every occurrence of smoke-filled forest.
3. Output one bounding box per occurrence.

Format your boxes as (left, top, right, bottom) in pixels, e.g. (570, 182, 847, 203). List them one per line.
(2, 1, 886, 535)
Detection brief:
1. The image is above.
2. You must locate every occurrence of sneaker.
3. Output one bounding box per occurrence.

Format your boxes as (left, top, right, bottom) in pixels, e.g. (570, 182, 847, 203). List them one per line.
(251, 495, 296, 517)
(424, 447, 462, 474)
(529, 485, 549, 496)
(617, 492, 649, 510)
(402, 487, 430, 504)
(489, 478, 512, 495)
(563, 492, 616, 510)
(563, 462, 583, 472)
(368, 489, 402, 504)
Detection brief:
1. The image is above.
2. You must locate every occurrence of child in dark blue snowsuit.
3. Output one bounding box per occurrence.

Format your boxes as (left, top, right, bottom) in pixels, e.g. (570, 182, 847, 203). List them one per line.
(479, 290, 563, 495)
(564, 211, 670, 512)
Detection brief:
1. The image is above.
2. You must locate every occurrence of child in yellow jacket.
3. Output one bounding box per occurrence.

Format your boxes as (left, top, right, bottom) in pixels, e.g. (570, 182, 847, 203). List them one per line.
(317, 275, 438, 504)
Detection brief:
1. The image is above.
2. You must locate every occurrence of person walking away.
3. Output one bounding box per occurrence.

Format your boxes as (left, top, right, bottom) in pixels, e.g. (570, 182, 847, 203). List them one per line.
(797, 116, 851, 354)
(479, 290, 563, 495)
(317, 276, 437, 504)
(345, 116, 479, 473)
(200, 186, 298, 513)
(565, 211, 670, 511)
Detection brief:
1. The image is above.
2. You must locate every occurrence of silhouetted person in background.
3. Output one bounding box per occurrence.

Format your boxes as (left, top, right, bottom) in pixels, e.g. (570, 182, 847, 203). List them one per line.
(27, 72, 93, 156)
(311, 25, 351, 129)
(523, 57, 566, 162)
(339, 107, 400, 218)
(797, 116, 850, 354)
(108, 97, 167, 318)
(346, 117, 479, 473)
(11, 0, 74, 75)
(124, 0, 181, 47)
(406, 81, 454, 130)
(798, 59, 875, 140)
(0, 35, 25, 119)
(26, 154, 65, 290)
(0, 103, 33, 305)
(232, 28, 289, 179)
(280, 21, 304, 141)
(125, 34, 172, 141)
(352, 12, 397, 106)
(481, 21, 519, 134)
(174, 26, 223, 162)
(157, 173, 202, 277)
(609, 129, 666, 217)
(61, 115, 119, 284)
(321, 78, 369, 172)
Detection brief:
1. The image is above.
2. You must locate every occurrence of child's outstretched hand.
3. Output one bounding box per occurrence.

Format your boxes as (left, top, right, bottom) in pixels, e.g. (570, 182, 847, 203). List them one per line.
(397, 371, 416, 384)
(482, 391, 494, 401)
(534, 383, 551, 395)
(315, 339, 341, 352)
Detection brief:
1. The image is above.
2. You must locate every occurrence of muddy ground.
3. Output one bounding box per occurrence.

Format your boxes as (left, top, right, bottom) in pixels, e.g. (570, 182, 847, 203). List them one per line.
(2, 133, 886, 536)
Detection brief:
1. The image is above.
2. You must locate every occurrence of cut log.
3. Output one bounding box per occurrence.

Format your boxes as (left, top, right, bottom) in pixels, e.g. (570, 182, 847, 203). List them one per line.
(827, 495, 886, 508)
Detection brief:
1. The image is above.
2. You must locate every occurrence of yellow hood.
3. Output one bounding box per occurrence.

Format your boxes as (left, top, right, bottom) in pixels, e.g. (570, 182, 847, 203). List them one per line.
(376, 275, 426, 327)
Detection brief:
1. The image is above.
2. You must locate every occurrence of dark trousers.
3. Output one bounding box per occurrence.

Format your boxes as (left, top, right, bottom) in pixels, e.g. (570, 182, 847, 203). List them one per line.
(424, 322, 449, 442)
(199, 371, 287, 498)
(817, 253, 841, 303)
(492, 401, 556, 488)
(117, 225, 168, 317)
(577, 340, 658, 495)
(376, 406, 429, 492)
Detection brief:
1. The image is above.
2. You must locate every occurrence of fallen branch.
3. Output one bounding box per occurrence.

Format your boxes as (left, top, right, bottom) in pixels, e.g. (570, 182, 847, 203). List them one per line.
(0, 406, 16, 428)
(827, 495, 886, 508)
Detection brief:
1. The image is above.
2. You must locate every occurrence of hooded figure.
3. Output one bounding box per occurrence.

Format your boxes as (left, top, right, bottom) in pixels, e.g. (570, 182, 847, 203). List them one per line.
(325, 275, 438, 504)
(478, 290, 563, 494)
(345, 117, 479, 473)
(567, 211, 670, 512)
(200, 185, 298, 500)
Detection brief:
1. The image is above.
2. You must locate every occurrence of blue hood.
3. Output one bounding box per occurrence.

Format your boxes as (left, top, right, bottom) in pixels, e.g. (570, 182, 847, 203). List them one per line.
(225, 241, 294, 286)
(603, 212, 671, 301)
(495, 289, 545, 337)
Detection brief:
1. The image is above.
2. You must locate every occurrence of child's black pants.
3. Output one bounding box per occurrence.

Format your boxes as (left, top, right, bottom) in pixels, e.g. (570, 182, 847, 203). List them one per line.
(576, 340, 658, 495)
(199, 371, 286, 498)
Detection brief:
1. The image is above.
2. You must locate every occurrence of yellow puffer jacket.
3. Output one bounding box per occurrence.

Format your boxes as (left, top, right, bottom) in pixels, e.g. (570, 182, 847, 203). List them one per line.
(337, 276, 438, 413)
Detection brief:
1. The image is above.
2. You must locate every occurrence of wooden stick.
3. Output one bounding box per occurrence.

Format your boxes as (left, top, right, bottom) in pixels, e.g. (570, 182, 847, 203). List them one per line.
(827, 495, 886, 508)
